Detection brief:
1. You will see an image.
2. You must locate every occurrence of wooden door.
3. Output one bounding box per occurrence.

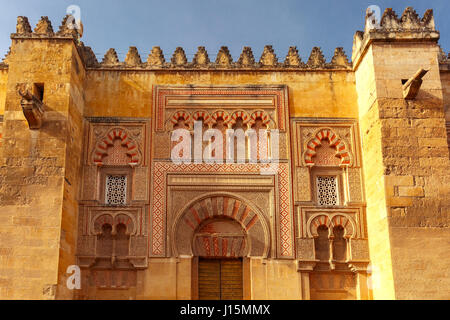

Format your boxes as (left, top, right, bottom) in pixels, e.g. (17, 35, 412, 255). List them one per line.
(198, 258, 243, 300)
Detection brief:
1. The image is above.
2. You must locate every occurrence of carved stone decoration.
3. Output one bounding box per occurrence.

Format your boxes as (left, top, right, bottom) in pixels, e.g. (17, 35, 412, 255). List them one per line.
(147, 46, 165, 66)
(172, 195, 270, 258)
(211, 110, 231, 126)
(379, 8, 402, 30)
(379, 7, 435, 31)
(81, 44, 98, 67)
(34, 16, 54, 35)
(248, 110, 271, 126)
(438, 46, 448, 63)
(307, 47, 326, 68)
(124, 46, 142, 66)
(303, 128, 352, 167)
(92, 128, 142, 165)
(77, 207, 148, 270)
(18, 89, 45, 129)
(308, 214, 356, 239)
(229, 110, 250, 127)
(259, 45, 278, 67)
(16, 16, 32, 34)
(102, 48, 120, 66)
(284, 46, 303, 67)
(237, 47, 255, 67)
(171, 47, 187, 66)
(192, 46, 210, 66)
(2, 47, 11, 65)
(57, 14, 82, 38)
(330, 47, 351, 68)
(215, 46, 233, 67)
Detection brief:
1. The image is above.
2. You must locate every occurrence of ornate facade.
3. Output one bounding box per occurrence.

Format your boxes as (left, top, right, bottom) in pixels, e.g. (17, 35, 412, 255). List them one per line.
(0, 7, 449, 300)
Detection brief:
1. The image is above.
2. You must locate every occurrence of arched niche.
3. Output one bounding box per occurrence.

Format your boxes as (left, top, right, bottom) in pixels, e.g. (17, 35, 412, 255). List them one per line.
(172, 193, 270, 258)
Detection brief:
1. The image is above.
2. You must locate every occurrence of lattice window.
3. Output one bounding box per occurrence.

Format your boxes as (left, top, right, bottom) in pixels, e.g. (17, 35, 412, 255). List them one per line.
(316, 176, 339, 206)
(105, 175, 127, 205)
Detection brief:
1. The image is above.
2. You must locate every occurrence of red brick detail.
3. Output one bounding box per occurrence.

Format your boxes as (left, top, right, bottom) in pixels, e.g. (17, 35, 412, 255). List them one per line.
(93, 128, 141, 165)
(304, 128, 352, 167)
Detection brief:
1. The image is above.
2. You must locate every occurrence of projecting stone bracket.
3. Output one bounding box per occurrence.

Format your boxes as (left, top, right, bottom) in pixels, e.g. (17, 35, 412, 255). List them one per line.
(18, 89, 45, 129)
(402, 68, 429, 100)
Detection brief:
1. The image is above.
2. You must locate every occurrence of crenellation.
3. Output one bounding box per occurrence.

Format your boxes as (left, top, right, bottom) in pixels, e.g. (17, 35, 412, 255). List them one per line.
(307, 47, 326, 68)
(237, 46, 255, 67)
(259, 45, 278, 67)
(192, 46, 210, 66)
(147, 46, 165, 66)
(16, 16, 32, 34)
(125, 46, 142, 66)
(34, 16, 54, 35)
(331, 47, 351, 68)
(215, 46, 233, 66)
(171, 47, 188, 66)
(284, 46, 303, 67)
(101, 48, 120, 66)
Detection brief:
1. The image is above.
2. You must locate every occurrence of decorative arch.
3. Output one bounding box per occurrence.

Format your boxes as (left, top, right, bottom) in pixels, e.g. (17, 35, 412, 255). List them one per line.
(192, 110, 211, 124)
(92, 212, 136, 236)
(308, 213, 356, 239)
(248, 110, 271, 128)
(303, 128, 352, 167)
(229, 110, 250, 127)
(211, 110, 231, 126)
(93, 128, 141, 165)
(170, 110, 191, 127)
(172, 193, 270, 258)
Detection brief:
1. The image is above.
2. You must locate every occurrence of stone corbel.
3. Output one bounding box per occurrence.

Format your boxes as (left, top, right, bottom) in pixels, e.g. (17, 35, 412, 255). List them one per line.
(403, 68, 429, 100)
(348, 260, 370, 273)
(18, 89, 45, 129)
(296, 260, 317, 272)
(128, 257, 148, 269)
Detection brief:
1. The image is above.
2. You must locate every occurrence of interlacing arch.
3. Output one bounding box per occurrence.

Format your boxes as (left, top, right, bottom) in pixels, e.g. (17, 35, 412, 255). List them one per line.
(93, 128, 141, 165)
(303, 128, 352, 167)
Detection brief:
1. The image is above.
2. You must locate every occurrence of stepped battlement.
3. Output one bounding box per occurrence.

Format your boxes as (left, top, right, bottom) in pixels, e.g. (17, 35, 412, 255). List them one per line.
(1, 7, 446, 71)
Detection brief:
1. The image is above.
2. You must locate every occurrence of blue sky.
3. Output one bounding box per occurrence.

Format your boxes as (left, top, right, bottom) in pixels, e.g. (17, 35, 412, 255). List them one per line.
(0, 0, 448, 63)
